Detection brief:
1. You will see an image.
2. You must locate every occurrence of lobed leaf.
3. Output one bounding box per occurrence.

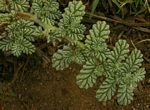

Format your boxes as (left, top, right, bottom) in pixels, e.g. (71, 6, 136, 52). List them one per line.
(59, 1, 85, 41)
(85, 35, 109, 61)
(117, 81, 134, 105)
(32, 0, 61, 25)
(11, 38, 36, 57)
(89, 21, 110, 40)
(133, 68, 146, 82)
(72, 49, 85, 65)
(121, 49, 143, 73)
(0, 0, 10, 12)
(52, 46, 73, 70)
(0, 38, 14, 51)
(76, 59, 98, 89)
(107, 40, 129, 63)
(7, 19, 38, 41)
(10, 0, 29, 12)
(96, 76, 116, 101)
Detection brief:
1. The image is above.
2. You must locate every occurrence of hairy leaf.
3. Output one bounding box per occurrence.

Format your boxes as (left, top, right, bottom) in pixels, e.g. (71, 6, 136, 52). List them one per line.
(59, 1, 85, 41)
(52, 46, 73, 70)
(96, 76, 116, 101)
(0, 37, 14, 51)
(76, 59, 98, 89)
(0, 0, 10, 12)
(85, 35, 109, 60)
(7, 19, 38, 41)
(121, 49, 143, 73)
(32, 0, 61, 25)
(10, 0, 29, 12)
(89, 21, 110, 40)
(108, 40, 129, 63)
(0, 13, 12, 22)
(11, 38, 36, 57)
(72, 49, 85, 65)
(117, 81, 134, 105)
(133, 68, 146, 82)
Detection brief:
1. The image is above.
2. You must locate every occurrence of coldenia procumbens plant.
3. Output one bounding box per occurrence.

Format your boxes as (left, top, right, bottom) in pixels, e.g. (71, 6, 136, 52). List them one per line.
(0, 0, 61, 56)
(0, 0, 146, 105)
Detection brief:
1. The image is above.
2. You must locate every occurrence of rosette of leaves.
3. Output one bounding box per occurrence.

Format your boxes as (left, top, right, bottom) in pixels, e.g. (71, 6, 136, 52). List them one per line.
(0, 0, 62, 56)
(0, 0, 86, 56)
(0, 19, 40, 57)
(77, 24, 145, 105)
(52, 1, 146, 105)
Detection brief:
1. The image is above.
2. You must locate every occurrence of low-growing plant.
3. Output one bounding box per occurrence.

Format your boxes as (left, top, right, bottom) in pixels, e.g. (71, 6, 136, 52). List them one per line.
(0, 0, 146, 105)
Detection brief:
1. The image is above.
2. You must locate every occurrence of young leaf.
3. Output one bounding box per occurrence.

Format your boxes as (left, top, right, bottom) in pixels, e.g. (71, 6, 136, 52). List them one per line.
(76, 59, 98, 89)
(107, 40, 129, 63)
(10, 0, 29, 12)
(52, 46, 72, 70)
(0, 0, 10, 12)
(84, 21, 110, 60)
(133, 68, 146, 82)
(121, 49, 143, 73)
(85, 36, 108, 60)
(11, 38, 36, 57)
(59, 1, 85, 41)
(96, 76, 116, 101)
(72, 49, 85, 65)
(117, 81, 134, 105)
(89, 21, 110, 40)
(32, 0, 61, 25)
(0, 38, 14, 51)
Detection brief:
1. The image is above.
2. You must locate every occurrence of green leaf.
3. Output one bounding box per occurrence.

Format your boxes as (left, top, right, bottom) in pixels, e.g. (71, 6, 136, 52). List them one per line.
(0, 37, 14, 51)
(94, 64, 105, 76)
(76, 59, 98, 89)
(47, 30, 61, 43)
(85, 35, 109, 60)
(0, 19, 37, 56)
(10, 0, 29, 12)
(67, 24, 86, 41)
(7, 19, 38, 41)
(0, 13, 12, 22)
(72, 49, 85, 65)
(117, 81, 134, 105)
(63, 1, 85, 22)
(108, 40, 129, 63)
(121, 49, 143, 73)
(106, 40, 129, 73)
(83, 21, 110, 60)
(91, 0, 100, 14)
(0, 0, 10, 12)
(133, 68, 146, 82)
(11, 44, 22, 57)
(32, 0, 61, 25)
(96, 76, 116, 101)
(52, 46, 72, 70)
(89, 21, 110, 40)
(11, 38, 36, 57)
(21, 38, 36, 55)
(59, 1, 85, 41)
